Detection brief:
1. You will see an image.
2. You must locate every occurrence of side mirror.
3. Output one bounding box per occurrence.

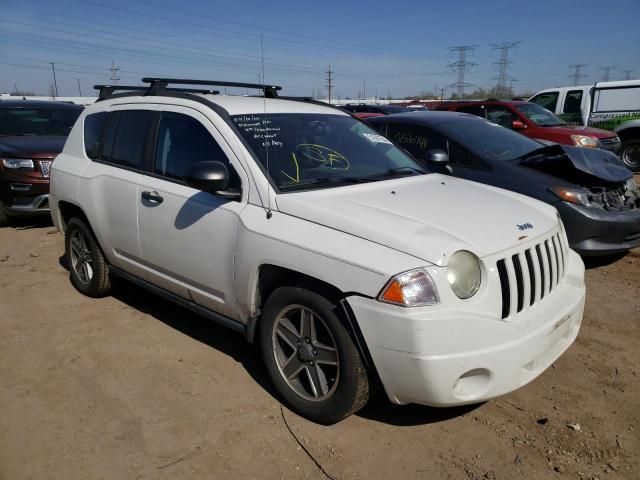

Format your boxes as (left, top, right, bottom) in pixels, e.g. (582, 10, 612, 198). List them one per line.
(426, 149, 449, 164)
(512, 119, 526, 130)
(184, 161, 229, 193)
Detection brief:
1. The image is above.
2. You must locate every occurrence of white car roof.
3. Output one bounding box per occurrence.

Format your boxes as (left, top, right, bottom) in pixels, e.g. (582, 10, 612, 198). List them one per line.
(88, 93, 349, 117)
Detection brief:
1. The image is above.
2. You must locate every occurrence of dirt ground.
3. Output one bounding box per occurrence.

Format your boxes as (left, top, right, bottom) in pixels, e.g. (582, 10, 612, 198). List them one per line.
(0, 218, 638, 480)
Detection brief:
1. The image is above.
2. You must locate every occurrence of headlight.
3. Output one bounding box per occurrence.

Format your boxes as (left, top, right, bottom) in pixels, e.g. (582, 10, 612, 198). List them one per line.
(447, 250, 481, 299)
(625, 177, 640, 195)
(550, 186, 590, 206)
(379, 268, 439, 307)
(1, 158, 34, 169)
(570, 135, 599, 148)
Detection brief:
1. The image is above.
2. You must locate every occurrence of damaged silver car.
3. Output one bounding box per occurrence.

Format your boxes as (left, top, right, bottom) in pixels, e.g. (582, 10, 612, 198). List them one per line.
(368, 111, 640, 256)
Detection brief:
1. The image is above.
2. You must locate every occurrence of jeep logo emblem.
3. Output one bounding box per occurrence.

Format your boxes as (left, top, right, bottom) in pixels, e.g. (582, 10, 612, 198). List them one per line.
(517, 223, 534, 231)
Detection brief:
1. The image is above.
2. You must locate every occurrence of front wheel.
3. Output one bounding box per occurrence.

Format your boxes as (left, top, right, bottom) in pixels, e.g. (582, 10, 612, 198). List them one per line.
(259, 287, 369, 424)
(620, 139, 640, 172)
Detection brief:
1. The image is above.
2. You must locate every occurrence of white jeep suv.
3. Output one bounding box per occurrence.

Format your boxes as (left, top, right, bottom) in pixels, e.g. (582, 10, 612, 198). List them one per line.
(50, 78, 586, 424)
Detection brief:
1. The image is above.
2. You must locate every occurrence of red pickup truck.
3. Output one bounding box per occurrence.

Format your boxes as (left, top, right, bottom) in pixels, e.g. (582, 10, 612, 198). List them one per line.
(436, 100, 621, 154)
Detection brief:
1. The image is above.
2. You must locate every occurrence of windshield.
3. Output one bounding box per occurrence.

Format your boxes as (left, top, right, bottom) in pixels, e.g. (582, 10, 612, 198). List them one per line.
(0, 107, 82, 136)
(232, 113, 425, 191)
(515, 103, 565, 126)
(440, 118, 543, 162)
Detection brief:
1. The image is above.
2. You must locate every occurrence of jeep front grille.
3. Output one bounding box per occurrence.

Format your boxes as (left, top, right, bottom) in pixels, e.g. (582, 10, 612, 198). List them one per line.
(496, 232, 567, 319)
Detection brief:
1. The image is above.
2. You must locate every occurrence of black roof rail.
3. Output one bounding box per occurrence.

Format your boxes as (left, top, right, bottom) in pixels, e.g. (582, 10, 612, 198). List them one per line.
(94, 84, 221, 101)
(141, 77, 282, 98)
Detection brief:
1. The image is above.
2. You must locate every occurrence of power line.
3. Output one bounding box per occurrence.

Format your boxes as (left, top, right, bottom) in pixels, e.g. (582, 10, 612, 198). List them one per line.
(446, 45, 477, 99)
(568, 64, 588, 86)
(491, 41, 521, 92)
(599, 66, 616, 82)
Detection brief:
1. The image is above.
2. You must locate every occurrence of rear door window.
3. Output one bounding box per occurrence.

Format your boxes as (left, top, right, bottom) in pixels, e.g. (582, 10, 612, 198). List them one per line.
(530, 92, 559, 112)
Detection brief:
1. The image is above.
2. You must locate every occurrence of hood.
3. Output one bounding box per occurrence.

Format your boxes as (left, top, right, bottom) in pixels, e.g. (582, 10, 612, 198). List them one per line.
(520, 145, 632, 185)
(541, 124, 614, 139)
(0, 135, 67, 159)
(275, 174, 557, 265)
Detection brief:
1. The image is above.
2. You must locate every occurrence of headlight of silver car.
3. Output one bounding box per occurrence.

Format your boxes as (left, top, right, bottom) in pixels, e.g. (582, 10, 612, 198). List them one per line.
(625, 177, 640, 195)
(447, 250, 481, 299)
(1, 158, 34, 169)
(379, 268, 439, 307)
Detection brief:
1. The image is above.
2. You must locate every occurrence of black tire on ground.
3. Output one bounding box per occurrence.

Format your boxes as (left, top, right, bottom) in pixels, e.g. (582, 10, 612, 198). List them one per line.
(620, 139, 640, 172)
(65, 217, 112, 297)
(0, 199, 10, 227)
(259, 286, 370, 425)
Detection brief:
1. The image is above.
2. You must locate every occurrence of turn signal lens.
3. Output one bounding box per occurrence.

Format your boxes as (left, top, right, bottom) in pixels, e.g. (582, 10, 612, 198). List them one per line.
(379, 269, 439, 307)
(550, 186, 590, 207)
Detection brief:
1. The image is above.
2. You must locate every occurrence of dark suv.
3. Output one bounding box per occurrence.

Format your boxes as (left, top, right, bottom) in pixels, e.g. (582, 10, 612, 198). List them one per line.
(436, 100, 621, 154)
(0, 100, 83, 226)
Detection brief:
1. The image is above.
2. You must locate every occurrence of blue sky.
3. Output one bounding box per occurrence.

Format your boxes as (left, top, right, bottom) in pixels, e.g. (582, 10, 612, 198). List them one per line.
(1, 0, 638, 98)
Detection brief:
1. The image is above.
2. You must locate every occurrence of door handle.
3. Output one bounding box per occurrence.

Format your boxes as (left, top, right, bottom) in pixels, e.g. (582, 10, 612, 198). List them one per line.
(141, 191, 163, 204)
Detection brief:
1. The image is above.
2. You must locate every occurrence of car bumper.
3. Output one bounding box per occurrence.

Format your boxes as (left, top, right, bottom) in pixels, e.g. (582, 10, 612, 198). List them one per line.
(347, 249, 585, 407)
(555, 201, 640, 256)
(0, 177, 51, 216)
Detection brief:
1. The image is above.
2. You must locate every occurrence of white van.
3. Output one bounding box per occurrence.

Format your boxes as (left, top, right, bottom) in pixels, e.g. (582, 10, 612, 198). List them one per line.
(529, 80, 640, 171)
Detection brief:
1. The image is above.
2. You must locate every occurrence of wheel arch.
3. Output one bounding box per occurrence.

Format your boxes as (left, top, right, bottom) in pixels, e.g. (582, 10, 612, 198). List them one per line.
(614, 122, 640, 140)
(246, 264, 381, 387)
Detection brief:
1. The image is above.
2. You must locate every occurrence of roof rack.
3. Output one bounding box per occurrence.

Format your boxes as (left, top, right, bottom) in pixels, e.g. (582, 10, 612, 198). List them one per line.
(94, 84, 220, 101)
(94, 77, 283, 101)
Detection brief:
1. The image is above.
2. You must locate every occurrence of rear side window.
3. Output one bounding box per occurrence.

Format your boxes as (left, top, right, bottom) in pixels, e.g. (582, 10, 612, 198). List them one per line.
(530, 92, 559, 112)
(84, 112, 107, 159)
(563, 90, 583, 113)
(154, 111, 230, 180)
(103, 110, 154, 169)
(593, 87, 640, 112)
(457, 105, 485, 118)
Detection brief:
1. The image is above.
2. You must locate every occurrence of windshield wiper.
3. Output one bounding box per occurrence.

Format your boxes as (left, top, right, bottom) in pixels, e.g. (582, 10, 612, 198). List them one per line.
(366, 166, 426, 179)
(279, 176, 373, 191)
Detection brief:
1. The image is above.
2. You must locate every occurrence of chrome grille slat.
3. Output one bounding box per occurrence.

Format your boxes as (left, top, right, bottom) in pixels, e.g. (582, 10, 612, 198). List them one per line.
(497, 231, 567, 320)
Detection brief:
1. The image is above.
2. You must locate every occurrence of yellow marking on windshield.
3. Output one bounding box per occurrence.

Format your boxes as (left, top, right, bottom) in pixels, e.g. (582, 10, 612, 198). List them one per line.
(281, 152, 301, 183)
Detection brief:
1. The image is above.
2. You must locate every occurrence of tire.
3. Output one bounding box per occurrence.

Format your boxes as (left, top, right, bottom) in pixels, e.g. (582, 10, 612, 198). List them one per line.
(65, 218, 112, 297)
(0, 199, 9, 227)
(259, 286, 369, 424)
(620, 139, 640, 172)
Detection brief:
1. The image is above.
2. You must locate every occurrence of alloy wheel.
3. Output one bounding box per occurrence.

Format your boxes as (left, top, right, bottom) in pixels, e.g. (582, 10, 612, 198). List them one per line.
(69, 229, 94, 284)
(272, 304, 340, 402)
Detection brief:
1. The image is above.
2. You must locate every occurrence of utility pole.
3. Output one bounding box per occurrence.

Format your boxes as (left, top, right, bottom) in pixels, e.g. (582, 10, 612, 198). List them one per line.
(326, 65, 333, 104)
(446, 45, 477, 99)
(110, 61, 120, 84)
(13, 83, 18, 94)
(49, 62, 58, 98)
(363, 80, 366, 100)
(621, 70, 634, 80)
(491, 41, 521, 95)
(568, 64, 588, 86)
(599, 66, 616, 82)
(77, 79, 82, 96)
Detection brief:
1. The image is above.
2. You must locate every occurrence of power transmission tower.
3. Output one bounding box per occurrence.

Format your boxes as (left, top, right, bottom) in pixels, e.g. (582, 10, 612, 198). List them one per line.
(446, 45, 477, 99)
(110, 61, 120, 84)
(77, 79, 82, 96)
(621, 69, 634, 80)
(568, 64, 588, 86)
(326, 66, 333, 104)
(49, 62, 58, 97)
(599, 66, 616, 82)
(491, 41, 521, 95)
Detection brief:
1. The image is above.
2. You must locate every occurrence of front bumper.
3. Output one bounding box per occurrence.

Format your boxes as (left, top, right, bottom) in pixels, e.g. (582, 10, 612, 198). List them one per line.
(0, 175, 51, 216)
(556, 201, 640, 256)
(347, 249, 585, 407)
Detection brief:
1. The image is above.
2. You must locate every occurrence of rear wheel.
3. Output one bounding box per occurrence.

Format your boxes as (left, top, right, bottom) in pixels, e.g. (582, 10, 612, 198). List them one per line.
(259, 286, 369, 424)
(65, 218, 112, 297)
(620, 139, 640, 172)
